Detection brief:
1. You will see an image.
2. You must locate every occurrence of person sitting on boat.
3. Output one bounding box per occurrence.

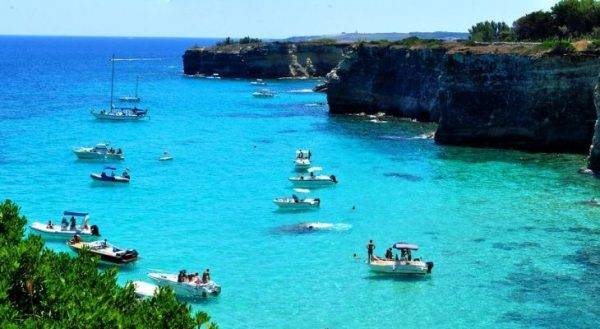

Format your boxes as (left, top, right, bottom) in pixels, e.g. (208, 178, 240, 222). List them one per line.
(109, 147, 115, 154)
(117, 148, 122, 155)
(177, 270, 186, 283)
(385, 248, 393, 260)
(310, 172, 315, 178)
(61, 216, 68, 229)
(69, 216, 76, 230)
(122, 171, 130, 179)
(69, 234, 81, 244)
(297, 151, 304, 159)
(101, 172, 107, 178)
(292, 194, 299, 203)
(46, 220, 54, 229)
(201, 269, 211, 284)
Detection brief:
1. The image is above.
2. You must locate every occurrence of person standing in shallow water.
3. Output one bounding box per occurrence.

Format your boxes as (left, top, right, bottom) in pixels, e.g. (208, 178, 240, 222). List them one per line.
(366, 240, 375, 262)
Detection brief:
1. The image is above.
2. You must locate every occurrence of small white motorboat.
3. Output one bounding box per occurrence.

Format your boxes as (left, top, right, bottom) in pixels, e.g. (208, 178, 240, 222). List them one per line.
(158, 151, 173, 161)
(73, 143, 124, 160)
(131, 281, 158, 299)
(148, 271, 221, 298)
(252, 89, 275, 98)
(250, 79, 266, 85)
(273, 195, 320, 210)
(368, 242, 434, 275)
(68, 238, 139, 265)
(294, 149, 312, 170)
(206, 73, 221, 79)
(30, 211, 100, 241)
(90, 166, 130, 183)
(289, 173, 337, 187)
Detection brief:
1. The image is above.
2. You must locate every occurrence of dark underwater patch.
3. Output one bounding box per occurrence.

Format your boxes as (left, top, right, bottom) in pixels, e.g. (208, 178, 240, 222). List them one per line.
(492, 241, 541, 250)
(383, 172, 423, 182)
(472, 237, 486, 243)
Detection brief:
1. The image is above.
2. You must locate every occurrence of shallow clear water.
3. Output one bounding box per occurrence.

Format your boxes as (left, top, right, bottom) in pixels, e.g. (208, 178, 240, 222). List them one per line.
(1, 37, 598, 328)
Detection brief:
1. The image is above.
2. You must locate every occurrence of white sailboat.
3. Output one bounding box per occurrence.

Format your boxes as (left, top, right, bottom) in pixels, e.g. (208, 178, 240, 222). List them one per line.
(119, 76, 141, 102)
(91, 55, 148, 121)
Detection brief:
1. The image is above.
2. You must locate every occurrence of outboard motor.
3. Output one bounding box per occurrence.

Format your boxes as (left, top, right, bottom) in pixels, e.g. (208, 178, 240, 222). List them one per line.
(90, 225, 100, 236)
(330, 175, 337, 183)
(426, 261, 434, 274)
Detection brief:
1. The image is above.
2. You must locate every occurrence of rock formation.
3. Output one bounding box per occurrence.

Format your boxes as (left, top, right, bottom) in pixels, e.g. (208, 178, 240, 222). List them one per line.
(183, 42, 347, 78)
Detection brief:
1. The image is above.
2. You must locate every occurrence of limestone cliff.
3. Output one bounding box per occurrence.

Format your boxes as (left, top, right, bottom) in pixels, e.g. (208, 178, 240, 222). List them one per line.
(588, 76, 600, 171)
(324, 41, 600, 153)
(182, 42, 346, 78)
(325, 43, 446, 121)
(436, 52, 600, 153)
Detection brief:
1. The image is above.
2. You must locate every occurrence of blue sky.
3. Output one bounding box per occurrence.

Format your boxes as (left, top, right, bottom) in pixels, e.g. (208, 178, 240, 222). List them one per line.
(1, 0, 557, 38)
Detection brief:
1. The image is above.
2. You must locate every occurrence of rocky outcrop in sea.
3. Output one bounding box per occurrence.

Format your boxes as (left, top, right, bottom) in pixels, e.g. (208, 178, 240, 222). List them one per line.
(183, 42, 347, 78)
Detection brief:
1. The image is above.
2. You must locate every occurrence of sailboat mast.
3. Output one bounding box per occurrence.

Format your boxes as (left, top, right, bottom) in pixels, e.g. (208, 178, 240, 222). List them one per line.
(110, 54, 115, 109)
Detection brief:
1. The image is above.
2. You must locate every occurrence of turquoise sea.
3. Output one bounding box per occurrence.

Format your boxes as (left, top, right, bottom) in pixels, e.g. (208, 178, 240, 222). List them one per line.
(0, 36, 598, 328)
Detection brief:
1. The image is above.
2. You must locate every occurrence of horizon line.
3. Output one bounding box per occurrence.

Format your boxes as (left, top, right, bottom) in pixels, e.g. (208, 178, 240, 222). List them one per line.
(0, 30, 469, 40)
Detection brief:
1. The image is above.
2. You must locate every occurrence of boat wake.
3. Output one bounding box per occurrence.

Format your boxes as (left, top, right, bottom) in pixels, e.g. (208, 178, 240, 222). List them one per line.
(379, 132, 434, 140)
(272, 222, 351, 235)
(288, 88, 314, 94)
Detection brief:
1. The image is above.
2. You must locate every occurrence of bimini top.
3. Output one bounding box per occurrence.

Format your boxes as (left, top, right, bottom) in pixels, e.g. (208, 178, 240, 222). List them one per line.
(393, 242, 419, 250)
(63, 211, 89, 217)
(104, 166, 117, 170)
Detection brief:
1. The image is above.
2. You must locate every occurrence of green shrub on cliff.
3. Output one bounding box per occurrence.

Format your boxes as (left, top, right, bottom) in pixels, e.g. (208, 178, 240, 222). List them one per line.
(513, 10, 556, 41)
(536, 40, 576, 54)
(0, 199, 217, 329)
(469, 21, 513, 42)
(238, 36, 262, 44)
(513, 0, 600, 41)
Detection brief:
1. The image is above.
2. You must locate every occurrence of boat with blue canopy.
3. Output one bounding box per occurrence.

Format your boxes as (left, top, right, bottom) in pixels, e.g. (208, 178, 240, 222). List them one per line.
(30, 211, 100, 241)
(90, 166, 130, 183)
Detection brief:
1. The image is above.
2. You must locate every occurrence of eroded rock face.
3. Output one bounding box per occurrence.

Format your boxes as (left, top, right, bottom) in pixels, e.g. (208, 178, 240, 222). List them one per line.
(325, 44, 446, 121)
(588, 75, 600, 171)
(435, 53, 600, 153)
(182, 42, 346, 78)
(324, 42, 599, 153)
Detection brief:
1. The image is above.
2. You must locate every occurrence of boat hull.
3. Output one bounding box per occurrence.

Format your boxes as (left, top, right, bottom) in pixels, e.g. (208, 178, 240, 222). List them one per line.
(148, 273, 221, 298)
(273, 198, 320, 210)
(289, 178, 336, 188)
(91, 111, 147, 121)
(132, 281, 158, 299)
(30, 222, 98, 241)
(368, 260, 431, 275)
(68, 242, 138, 265)
(90, 173, 130, 183)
